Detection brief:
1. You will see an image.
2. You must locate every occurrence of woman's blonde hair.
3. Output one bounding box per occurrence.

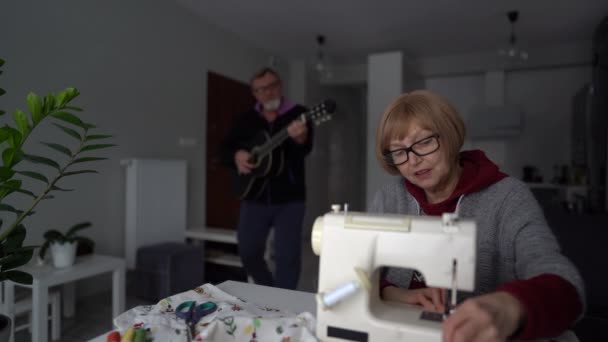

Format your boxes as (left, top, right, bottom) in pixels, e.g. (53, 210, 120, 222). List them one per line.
(375, 90, 466, 175)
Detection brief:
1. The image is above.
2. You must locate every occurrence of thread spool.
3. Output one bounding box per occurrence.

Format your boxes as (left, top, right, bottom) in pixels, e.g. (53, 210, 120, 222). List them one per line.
(319, 268, 371, 309)
(120, 328, 135, 342)
(133, 328, 146, 342)
(106, 331, 121, 342)
(320, 280, 360, 308)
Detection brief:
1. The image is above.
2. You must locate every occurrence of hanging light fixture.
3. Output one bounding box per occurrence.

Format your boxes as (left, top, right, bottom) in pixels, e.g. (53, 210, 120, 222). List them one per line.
(498, 11, 529, 63)
(314, 34, 332, 79)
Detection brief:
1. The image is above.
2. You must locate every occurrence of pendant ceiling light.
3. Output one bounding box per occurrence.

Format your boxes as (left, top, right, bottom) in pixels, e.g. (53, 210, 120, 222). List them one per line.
(498, 11, 529, 63)
(314, 34, 332, 79)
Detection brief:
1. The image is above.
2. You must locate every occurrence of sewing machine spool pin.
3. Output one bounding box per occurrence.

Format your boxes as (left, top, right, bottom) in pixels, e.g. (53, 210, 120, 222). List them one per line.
(331, 204, 341, 213)
(442, 212, 460, 233)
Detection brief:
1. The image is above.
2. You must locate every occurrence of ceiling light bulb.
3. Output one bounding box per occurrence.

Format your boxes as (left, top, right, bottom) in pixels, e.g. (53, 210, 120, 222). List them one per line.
(497, 10, 528, 64)
(315, 61, 325, 72)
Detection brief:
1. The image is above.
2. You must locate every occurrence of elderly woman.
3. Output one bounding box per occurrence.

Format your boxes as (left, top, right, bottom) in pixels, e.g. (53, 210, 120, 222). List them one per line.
(371, 90, 584, 341)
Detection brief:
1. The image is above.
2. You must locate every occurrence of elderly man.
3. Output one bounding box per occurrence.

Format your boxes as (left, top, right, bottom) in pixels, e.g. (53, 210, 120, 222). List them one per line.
(220, 67, 313, 290)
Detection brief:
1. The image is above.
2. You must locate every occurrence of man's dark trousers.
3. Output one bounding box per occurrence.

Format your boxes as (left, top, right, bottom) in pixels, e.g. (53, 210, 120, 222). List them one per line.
(237, 201, 305, 290)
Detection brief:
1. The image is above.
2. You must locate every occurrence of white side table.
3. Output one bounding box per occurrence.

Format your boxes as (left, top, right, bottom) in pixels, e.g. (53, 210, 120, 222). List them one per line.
(4, 254, 126, 342)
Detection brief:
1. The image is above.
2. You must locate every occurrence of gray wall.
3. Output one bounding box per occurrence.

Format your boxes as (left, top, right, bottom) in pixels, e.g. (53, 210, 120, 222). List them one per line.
(365, 52, 403, 206)
(1, 0, 273, 276)
(302, 79, 367, 236)
(325, 85, 367, 212)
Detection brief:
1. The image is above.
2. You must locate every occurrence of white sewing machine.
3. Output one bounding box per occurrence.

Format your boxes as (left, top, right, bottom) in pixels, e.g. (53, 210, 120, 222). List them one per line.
(311, 205, 476, 342)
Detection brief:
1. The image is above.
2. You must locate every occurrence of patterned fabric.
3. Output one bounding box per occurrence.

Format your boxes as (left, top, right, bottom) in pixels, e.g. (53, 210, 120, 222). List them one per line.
(114, 283, 316, 342)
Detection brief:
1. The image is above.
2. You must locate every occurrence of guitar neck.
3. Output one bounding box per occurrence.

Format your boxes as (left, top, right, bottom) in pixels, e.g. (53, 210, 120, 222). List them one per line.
(247, 99, 334, 170)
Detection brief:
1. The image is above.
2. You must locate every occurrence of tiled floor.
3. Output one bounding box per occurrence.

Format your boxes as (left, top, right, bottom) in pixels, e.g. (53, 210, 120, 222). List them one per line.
(13, 240, 320, 341)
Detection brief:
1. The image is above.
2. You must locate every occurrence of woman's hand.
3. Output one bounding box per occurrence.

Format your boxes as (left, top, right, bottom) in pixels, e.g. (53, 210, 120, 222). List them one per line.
(382, 286, 445, 312)
(442, 292, 525, 342)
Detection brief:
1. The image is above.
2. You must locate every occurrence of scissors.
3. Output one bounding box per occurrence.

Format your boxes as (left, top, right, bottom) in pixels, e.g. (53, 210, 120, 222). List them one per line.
(175, 301, 218, 341)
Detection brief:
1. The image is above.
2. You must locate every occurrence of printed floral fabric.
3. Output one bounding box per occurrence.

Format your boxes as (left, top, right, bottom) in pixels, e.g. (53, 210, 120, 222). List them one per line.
(114, 283, 317, 342)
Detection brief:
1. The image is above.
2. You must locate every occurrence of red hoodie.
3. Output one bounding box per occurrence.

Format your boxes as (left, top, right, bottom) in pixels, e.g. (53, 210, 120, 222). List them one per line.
(384, 150, 582, 340)
(404, 149, 507, 215)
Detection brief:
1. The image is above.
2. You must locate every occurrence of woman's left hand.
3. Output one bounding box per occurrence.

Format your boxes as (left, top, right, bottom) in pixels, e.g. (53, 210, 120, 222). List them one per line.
(442, 292, 525, 342)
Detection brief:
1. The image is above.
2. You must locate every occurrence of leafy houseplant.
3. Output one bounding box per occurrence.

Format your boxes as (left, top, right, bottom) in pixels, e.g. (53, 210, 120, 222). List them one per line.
(0, 57, 113, 285)
(39, 221, 95, 268)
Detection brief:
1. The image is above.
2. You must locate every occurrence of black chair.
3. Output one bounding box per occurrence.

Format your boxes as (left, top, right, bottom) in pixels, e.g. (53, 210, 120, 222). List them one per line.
(544, 208, 608, 341)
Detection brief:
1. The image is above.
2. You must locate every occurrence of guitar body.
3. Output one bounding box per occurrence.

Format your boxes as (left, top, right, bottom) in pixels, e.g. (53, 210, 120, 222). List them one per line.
(234, 131, 285, 200)
(231, 99, 336, 200)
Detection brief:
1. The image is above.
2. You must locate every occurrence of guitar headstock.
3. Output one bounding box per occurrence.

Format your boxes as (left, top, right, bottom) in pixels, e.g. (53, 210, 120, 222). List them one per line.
(306, 99, 337, 126)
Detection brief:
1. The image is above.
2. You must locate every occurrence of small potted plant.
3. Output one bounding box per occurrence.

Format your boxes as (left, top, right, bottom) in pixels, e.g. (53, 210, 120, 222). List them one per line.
(38, 222, 95, 268)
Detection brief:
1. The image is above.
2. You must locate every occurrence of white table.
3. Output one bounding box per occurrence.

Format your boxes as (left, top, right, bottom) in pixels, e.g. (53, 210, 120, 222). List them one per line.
(87, 281, 316, 342)
(218, 281, 316, 314)
(5, 254, 126, 342)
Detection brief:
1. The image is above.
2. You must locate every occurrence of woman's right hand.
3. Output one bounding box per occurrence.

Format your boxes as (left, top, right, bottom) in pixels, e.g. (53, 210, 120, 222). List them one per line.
(382, 286, 446, 312)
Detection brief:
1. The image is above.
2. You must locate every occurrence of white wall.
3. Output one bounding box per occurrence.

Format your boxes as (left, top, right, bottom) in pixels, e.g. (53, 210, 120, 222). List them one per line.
(426, 66, 591, 179)
(1, 0, 273, 288)
(425, 75, 485, 126)
(420, 42, 590, 77)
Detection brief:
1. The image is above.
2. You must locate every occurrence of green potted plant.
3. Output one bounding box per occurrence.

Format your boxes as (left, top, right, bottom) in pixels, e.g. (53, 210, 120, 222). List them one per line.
(0, 57, 114, 337)
(38, 221, 94, 268)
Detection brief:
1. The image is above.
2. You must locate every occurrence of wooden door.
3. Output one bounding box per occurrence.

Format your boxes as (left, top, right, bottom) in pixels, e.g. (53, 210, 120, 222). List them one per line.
(206, 72, 255, 229)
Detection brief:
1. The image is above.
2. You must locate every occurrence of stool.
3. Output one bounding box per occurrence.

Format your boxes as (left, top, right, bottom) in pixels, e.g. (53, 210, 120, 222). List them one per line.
(20, 289, 61, 341)
(0, 285, 62, 341)
(135, 242, 204, 301)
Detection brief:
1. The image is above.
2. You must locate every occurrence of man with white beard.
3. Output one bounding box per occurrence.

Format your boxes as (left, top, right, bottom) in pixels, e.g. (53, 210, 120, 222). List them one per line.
(220, 67, 313, 290)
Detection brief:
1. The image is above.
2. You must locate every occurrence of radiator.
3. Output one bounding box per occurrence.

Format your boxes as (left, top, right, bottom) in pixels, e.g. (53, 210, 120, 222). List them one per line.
(122, 158, 187, 269)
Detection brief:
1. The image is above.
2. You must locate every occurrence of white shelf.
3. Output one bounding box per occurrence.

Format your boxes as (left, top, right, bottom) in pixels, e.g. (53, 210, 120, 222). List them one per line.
(185, 227, 243, 268)
(185, 226, 238, 244)
(206, 254, 243, 267)
(526, 183, 587, 191)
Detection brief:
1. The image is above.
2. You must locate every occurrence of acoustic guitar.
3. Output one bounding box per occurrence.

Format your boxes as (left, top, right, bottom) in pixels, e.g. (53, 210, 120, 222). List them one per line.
(234, 99, 336, 200)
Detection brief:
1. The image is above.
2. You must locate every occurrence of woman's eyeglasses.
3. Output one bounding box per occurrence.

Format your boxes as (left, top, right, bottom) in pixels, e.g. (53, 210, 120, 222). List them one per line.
(384, 134, 440, 166)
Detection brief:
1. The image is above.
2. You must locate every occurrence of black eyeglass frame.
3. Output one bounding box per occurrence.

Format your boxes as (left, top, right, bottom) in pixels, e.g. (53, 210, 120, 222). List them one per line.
(252, 80, 281, 94)
(383, 134, 441, 166)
